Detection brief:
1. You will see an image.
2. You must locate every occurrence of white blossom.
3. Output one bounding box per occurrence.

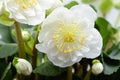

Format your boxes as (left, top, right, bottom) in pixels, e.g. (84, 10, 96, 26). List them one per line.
(36, 4, 102, 67)
(4, 0, 54, 25)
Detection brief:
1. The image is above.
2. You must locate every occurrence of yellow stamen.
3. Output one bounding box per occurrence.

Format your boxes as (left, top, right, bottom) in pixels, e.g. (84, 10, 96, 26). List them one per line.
(53, 23, 86, 53)
(64, 32, 76, 42)
(16, 0, 38, 10)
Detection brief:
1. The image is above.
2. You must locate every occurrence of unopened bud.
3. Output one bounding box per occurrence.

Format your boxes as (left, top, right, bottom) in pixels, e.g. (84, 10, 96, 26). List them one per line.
(92, 60, 103, 75)
(13, 57, 32, 76)
(22, 31, 30, 41)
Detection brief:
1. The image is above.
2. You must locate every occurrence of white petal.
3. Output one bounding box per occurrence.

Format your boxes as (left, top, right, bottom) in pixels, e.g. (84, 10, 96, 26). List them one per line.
(81, 28, 103, 58)
(70, 4, 97, 27)
(24, 9, 35, 17)
(38, 0, 54, 10)
(14, 13, 26, 20)
(36, 44, 47, 53)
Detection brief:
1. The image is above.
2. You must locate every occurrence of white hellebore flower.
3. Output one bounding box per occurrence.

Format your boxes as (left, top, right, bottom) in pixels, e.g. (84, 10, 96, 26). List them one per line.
(4, 0, 54, 25)
(36, 4, 103, 67)
(92, 60, 103, 75)
(13, 58, 32, 76)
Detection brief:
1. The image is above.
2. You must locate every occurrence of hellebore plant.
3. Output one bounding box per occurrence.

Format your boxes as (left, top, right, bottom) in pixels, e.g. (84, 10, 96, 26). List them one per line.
(0, 0, 120, 80)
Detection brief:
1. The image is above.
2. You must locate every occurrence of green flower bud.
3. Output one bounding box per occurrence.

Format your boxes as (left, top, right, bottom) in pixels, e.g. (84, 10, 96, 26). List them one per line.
(92, 60, 103, 75)
(22, 31, 30, 41)
(13, 57, 32, 76)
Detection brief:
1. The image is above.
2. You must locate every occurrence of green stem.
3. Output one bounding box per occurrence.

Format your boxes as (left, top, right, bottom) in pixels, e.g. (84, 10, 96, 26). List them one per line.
(31, 25, 41, 80)
(14, 22, 26, 80)
(67, 66, 72, 80)
(114, 12, 120, 28)
(24, 41, 32, 53)
(32, 25, 41, 69)
(83, 69, 92, 80)
(14, 22, 26, 58)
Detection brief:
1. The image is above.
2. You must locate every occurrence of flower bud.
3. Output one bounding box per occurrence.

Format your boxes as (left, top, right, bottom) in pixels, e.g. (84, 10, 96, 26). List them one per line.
(13, 57, 32, 76)
(22, 31, 30, 41)
(92, 60, 103, 75)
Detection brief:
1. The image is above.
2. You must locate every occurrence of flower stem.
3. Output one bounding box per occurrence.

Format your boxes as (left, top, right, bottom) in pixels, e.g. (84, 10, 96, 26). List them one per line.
(14, 22, 26, 58)
(31, 25, 41, 80)
(32, 25, 41, 69)
(67, 66, 72, 80)
(14, 22, 26, 80)
(83, 69, 91, 80)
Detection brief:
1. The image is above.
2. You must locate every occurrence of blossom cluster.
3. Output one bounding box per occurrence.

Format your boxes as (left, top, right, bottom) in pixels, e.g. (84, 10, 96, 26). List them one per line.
(2, 0, 102, 67)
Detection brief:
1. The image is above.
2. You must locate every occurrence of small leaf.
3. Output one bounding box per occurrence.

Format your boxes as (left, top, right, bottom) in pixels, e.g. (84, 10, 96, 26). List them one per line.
(82, 0, 96, 3)
(0, 43, 18, 58)
(102, 52, 120, 75)
(100, 0, 113, 14)
(0, 62, 8, 78)
(33, 62, 66, 76)
(107, 43, 120, 60)
(64, 1, 78, 9)
(0, 11, 15, 26)
(0, 63, 12, 80)
(0, 25, 14, 43)
(95, 17, 116, 48)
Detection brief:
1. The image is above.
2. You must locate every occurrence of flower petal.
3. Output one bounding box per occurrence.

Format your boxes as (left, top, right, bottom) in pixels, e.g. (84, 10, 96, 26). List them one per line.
(81, 28, 103, 58)
(70, 4, 97, 27)
(38, 0, 54, 10)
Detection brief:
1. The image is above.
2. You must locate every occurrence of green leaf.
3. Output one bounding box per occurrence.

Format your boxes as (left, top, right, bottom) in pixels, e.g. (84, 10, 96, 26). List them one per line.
(82, 0, 96, 3)
(0, 25, 14, 43)
(0, 43, 18, 58)
(0, 62, 8, 78)
(0, 11, 15, 26)
(102, 52, 120, 75)
(106, 43, 120, 60)
(95, 17, 116, 48)
(0, 63, 12, 80)
(33, 62, 66, 76)
(64, 1, 78, 9)
(100, 0, 113, 14)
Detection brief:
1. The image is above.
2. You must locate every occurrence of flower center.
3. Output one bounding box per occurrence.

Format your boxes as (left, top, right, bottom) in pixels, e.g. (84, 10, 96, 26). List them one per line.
(64, 31, 76, 42)
(16, 0, 38, 10)
(53, 23, 86, 53)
